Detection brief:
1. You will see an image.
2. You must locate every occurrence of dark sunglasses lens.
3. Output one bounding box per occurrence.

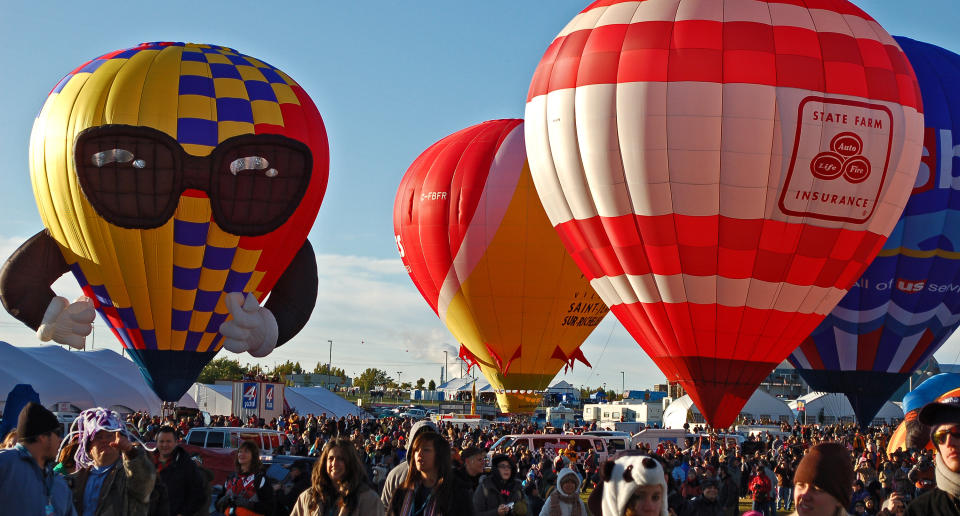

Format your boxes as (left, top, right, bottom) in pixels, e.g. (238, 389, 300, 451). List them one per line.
(212, 137, 311, 236)
(75, 128, 180, 229)
(935, 429, 960, 445)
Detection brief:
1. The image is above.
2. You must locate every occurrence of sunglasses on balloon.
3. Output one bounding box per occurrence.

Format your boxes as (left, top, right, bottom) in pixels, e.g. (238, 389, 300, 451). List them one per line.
(932, 426, 960, 447)
(74, 125, 313, 236)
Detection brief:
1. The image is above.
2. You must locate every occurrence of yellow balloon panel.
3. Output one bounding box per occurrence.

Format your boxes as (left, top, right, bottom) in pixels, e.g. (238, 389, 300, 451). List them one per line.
(443, 164, 608, 413)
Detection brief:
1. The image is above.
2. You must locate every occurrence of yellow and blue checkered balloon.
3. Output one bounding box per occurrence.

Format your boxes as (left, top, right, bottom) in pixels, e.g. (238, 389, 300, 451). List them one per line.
(27, 42, 328, 400)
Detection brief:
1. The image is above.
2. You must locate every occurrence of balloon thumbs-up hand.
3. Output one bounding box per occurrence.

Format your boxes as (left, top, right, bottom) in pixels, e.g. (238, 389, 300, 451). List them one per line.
(219, 292, 278, 357)
(37, 295, 96, 349)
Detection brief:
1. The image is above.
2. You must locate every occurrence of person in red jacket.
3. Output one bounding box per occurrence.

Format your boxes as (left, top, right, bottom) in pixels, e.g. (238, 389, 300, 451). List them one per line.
(748, 465, 772, 516)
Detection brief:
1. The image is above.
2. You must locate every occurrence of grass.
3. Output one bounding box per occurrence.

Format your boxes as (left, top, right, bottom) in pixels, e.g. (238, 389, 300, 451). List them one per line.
(575, 489, 793, 515)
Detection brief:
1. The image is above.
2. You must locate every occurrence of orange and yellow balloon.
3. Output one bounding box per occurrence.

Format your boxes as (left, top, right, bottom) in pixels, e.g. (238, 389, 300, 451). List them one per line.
(394, 119, 608, 413)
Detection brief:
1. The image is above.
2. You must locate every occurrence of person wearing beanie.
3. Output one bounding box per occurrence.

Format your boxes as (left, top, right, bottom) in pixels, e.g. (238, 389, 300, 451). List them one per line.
(790, 442, 854, 516)
(455, 446, 486, 493)
(905, 397, 960, 515)
(0, 402, 76, 515)
(475, 454, 527, 516)
(539, 467, 587, 516)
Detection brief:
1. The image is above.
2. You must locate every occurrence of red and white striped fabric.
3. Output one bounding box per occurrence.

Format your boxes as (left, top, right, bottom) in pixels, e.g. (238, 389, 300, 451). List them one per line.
(525, 0, 924, 428)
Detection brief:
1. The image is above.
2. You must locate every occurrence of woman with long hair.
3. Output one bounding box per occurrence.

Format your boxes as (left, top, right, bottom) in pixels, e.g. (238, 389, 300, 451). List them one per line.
(387, 432, 473, 516)
(291, 438, 384, 516)
(216, 440, 274, 516)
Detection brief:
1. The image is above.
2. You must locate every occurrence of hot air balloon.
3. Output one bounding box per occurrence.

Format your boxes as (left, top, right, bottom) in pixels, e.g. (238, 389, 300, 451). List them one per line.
(525, 0, 923, 428)
(789, 37, 960, 428)
(887, 373, 960, 454)
(394, 119, 608, 413)
(0, 42, 327, 401)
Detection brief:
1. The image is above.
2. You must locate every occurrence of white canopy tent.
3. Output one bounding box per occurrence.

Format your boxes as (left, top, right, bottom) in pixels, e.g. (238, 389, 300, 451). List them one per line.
(287, 387, 370, 418)
(663, 390, 795, 429)
(436, 377, 493, 396)
(0, 341, 195, 414)
(188, 384, 235, 416)
(788, 392, 904, 426)
(437, 377, 576, 398)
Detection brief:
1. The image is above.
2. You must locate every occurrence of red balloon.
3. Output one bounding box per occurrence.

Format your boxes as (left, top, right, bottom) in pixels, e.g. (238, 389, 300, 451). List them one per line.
(525, 0, 924, 427)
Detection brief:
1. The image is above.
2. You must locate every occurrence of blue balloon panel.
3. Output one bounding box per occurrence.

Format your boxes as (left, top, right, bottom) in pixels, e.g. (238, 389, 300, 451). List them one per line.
(789, 37, 960, 427)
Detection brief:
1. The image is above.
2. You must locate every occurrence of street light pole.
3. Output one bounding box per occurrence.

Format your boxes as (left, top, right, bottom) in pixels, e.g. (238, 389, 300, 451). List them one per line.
(397, 371, 403, 403)
(327, 340, 333, 390)
(621, 371, 625, 396)
(443, 350, 448, 385)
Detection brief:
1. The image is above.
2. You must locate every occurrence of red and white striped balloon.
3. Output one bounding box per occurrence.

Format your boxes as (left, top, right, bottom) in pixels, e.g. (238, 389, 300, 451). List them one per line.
(525, 0, 924, 428)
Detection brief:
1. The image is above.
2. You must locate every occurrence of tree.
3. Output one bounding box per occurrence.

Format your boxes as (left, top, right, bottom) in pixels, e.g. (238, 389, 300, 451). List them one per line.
(313, 363, 347, 378)
(272, 360, 303, 378)
(416, 378, 426, 390)
(355, 368, 390, 392)
(428, 379, 436, 391)
(197, 357, 249, 384)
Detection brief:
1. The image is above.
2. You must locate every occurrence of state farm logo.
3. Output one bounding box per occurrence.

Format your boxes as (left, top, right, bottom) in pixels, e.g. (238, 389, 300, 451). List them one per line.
(779, 97, 893, 224)
(810, 133, 871, 183)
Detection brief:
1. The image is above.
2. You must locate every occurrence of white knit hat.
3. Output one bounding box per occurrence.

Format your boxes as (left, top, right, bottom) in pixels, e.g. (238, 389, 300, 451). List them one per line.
(601, 455, 668, 516)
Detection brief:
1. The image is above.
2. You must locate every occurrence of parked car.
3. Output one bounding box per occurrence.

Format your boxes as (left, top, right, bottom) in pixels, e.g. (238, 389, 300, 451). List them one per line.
(400, 408, 427, 419)
(184, 426, 287, 455)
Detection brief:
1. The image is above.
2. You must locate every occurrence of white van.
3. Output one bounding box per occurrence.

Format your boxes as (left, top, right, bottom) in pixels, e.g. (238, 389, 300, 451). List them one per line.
(184, 427, 287, 455)
(632, 428, 696, 450)
(583, 430, 635, 452)
(485, 433, 608, 470)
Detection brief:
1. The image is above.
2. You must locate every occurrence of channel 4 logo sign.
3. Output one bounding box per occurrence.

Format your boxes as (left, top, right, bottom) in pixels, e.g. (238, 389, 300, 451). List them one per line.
(242, 382, 259, 409)
(265, 385, 275, 411)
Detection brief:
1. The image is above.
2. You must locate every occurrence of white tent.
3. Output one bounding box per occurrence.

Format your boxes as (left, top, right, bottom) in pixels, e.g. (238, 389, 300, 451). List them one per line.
(437, 377, 492, 396)
(287, 387, 370, 418)
(788, 392, 904, 426)
(663, 390, 795, 429)
(188, 384, 371, 419)
(0, 341, 195, 414)
(188, 383, 234, 416)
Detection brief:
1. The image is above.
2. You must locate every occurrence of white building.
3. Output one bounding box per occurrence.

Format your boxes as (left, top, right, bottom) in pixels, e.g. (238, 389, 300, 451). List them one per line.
(583, 400, 664, 426)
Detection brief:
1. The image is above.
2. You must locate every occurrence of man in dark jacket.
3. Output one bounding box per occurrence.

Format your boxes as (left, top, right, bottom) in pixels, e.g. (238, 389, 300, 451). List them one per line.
(906, 398, 960, 515)
(152, 426, 204, 516)
(454, 446, 485, 493)
(717, 466, 739, 516)
(680, 477, 725, 516)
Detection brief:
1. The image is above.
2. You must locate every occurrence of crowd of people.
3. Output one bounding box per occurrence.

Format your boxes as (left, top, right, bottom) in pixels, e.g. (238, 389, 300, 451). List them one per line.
(3, 396, 960, 516)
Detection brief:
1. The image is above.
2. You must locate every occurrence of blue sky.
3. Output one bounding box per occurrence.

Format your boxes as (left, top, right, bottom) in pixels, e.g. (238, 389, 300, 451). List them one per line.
(1, 1, 960, 394)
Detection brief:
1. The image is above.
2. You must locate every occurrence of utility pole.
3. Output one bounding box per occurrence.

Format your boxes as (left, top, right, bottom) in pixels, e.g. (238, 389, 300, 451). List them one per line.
(397, 371, 402, 403)
(327, 340, 333, 390)
(621, 371, 625, 396)
(443, 350, 448, 385)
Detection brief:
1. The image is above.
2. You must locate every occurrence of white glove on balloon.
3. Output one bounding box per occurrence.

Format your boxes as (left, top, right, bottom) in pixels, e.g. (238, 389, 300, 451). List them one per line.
(37, 296, 96, 349)
(220, 292, 278, 358)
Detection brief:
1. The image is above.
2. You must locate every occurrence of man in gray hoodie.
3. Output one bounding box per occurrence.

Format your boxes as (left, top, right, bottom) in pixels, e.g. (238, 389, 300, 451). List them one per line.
(380, 419, 439, 507)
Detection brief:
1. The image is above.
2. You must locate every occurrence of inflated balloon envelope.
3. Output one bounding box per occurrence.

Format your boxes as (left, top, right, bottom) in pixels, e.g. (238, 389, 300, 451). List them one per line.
(0, 42, 327, 401)
(394, 119, 608, 413)
(525, 0, 924, 427)
(791, 36, 960, 428)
